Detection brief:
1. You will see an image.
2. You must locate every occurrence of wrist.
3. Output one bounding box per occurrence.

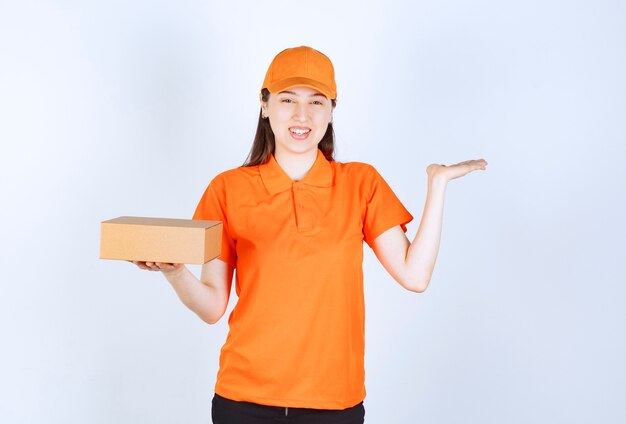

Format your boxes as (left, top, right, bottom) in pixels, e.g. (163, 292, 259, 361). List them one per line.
(428, 174, 448, 188)
(162, 265, 186, 280)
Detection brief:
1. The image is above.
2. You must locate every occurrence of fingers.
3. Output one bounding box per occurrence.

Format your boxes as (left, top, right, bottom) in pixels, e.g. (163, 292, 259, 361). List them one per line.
(473, 159, 488, 170)
(153, 262, 180, 271)
(456, 159, 488, 170)
(130, 260, 154, 271)
(128, 260, 179, 272)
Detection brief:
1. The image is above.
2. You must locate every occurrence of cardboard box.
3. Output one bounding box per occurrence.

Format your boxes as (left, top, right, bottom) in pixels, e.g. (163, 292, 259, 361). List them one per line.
(100, 216, 222, 264)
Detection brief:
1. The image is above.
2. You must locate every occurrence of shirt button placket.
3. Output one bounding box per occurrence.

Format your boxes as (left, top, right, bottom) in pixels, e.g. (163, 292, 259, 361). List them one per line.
(297, 186, 304, 209)
(293, 184, 302, 228)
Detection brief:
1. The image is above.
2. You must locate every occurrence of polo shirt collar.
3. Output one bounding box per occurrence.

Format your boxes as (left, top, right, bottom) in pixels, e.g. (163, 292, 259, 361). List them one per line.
(260, 148, 333, 194)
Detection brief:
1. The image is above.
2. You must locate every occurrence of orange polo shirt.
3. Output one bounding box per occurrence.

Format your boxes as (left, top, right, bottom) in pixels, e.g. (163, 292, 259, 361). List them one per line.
(192, 148, 413, 410)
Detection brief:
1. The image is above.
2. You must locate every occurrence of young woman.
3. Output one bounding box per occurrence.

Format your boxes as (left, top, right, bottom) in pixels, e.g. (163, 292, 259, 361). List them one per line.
(131, 45, 487, 423)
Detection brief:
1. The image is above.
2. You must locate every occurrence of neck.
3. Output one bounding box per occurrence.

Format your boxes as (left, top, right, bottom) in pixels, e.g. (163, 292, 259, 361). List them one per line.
(274, 149, 318, 181)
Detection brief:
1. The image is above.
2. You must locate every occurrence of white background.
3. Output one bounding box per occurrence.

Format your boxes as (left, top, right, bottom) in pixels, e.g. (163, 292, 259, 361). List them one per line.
(1, 0, 624, 423)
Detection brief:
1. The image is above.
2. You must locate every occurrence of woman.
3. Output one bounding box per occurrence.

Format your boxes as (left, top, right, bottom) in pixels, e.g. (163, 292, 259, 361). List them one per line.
(132, 45, 487, 423)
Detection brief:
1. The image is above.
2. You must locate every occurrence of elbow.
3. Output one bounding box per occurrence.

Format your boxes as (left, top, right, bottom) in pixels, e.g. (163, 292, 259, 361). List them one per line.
(201, 312, 222, 325)
(402, 263, 432, 293)
(415, 284, 429, 293)
(408, 284, 426, 293)
(407, 277, 431, 293)
(199, 295, 229, 325)
(204, 317, 220, 325)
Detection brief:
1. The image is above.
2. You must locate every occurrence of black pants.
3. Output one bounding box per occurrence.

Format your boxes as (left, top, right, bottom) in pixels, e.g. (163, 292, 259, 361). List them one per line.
(211, 393, 365, 424)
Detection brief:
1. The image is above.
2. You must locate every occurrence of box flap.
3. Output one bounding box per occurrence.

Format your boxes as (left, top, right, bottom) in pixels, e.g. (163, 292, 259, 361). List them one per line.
(102, 216, 219, 228)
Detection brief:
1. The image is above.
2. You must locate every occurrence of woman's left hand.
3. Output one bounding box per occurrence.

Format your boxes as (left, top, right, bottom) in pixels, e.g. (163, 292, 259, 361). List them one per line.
(426, 159, 488, 183)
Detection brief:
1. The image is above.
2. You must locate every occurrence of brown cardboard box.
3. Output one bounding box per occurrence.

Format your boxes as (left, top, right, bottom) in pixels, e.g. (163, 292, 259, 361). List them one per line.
(100, 216, 222, 264)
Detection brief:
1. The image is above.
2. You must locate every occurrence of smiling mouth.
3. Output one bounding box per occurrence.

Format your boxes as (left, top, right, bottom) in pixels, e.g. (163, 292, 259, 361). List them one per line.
(289, 128, 311, 135)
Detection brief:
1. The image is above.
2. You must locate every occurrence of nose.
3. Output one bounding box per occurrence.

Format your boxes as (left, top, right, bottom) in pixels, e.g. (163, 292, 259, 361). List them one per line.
(293, 101, 309, 121)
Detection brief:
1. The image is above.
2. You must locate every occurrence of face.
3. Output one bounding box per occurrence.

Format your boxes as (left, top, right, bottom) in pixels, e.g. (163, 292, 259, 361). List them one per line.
(260, 86, 334, 158)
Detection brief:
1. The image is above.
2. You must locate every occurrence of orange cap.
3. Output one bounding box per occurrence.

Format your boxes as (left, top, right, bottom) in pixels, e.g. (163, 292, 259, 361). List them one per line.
(261, 45, 337, 100)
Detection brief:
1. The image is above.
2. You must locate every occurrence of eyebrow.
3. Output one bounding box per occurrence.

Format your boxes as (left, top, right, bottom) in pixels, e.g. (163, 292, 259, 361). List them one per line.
(278, 90, 326, 98)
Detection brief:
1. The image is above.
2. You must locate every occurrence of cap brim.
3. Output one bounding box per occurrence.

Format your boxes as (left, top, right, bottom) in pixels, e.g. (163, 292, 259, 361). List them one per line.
(265, 77, 336, 100)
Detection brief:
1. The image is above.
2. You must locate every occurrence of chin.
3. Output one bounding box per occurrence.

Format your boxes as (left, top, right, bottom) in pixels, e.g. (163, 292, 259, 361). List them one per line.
(277, 144, 317, 156)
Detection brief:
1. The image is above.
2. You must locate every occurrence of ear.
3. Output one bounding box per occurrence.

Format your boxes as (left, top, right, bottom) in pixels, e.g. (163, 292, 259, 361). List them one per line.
(260, 93, 268, 112)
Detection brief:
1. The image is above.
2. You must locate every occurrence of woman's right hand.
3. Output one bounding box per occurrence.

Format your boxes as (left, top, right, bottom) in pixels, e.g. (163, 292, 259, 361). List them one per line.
(128, 260, 185, 275)
(426, 158, 488, 182)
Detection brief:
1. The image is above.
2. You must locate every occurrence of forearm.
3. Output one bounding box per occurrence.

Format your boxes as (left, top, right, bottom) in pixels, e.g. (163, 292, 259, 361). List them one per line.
(162, 266, 221, 324)
(405, 176, 448, 292)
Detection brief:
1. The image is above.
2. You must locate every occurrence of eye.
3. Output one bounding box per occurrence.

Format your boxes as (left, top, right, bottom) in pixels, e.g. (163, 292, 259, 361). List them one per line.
(281, 98, 294, 103)
(312, 100, 324, 105)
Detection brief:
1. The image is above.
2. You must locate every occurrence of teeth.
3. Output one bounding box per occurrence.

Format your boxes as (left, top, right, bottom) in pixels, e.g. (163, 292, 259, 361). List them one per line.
(290, 128, 310, 135)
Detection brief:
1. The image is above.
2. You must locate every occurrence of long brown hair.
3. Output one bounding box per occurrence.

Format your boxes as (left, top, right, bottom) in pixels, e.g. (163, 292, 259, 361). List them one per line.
(242, 88, 338, 167)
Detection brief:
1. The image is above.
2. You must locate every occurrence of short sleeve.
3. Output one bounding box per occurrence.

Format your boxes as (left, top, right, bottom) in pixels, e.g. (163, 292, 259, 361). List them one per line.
(362, 166, 414, 249)
(192, 176, 237, 269)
